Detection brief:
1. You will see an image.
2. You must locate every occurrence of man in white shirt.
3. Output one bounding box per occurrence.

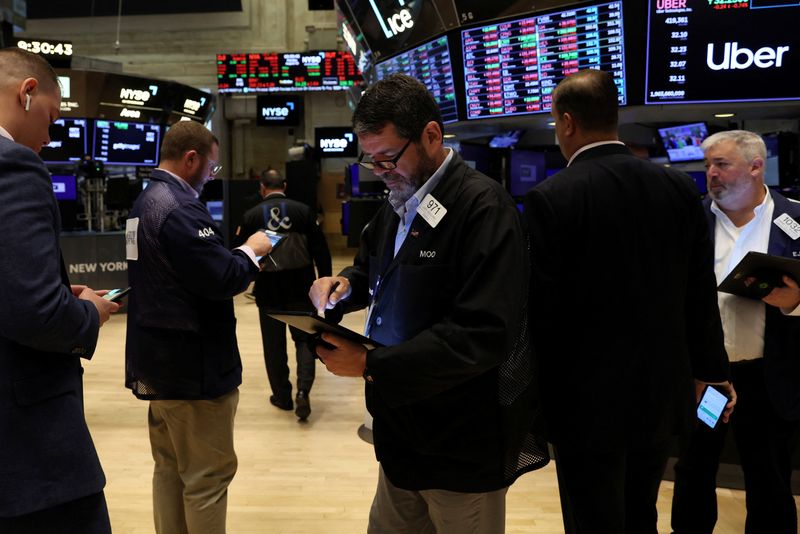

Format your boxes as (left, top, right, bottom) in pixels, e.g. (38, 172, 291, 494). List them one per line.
(672, 130, 800, 534)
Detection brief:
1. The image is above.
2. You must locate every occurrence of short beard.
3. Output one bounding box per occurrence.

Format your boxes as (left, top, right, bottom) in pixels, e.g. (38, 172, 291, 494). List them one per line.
(386, 148, 439, 210)
(388, 181, 418, 211)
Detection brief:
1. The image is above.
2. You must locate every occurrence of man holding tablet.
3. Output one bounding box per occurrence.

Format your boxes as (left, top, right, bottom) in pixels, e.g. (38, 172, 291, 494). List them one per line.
(672, 130, 800, 534)
(309, 74, 547, 533)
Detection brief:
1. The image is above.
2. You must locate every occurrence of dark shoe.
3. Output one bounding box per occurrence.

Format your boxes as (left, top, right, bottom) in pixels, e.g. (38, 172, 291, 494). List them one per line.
(269, 395, 293, 411)
(295, 390, 311, 420)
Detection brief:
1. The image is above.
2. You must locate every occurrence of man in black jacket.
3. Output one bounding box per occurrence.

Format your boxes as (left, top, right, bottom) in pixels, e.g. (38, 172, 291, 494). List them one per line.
(672, 130, 800, 534)
(125, 121, 271, 534)
(309, 74, 547, 533)
(524, 69, 735, 533)
(0, 47, 119, 533)
(238, 169, 331, 420)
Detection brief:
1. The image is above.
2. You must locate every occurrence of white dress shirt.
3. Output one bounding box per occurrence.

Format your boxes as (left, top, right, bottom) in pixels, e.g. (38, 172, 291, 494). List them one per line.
(0, 125, 14, 142)
(711, 187, 800, 361)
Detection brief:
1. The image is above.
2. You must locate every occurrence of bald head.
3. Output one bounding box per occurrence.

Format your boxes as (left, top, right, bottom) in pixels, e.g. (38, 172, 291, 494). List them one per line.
(0, 48, 62, 152)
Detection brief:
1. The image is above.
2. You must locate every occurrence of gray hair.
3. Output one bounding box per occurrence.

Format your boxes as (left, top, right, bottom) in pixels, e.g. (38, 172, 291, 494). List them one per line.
(701, 130, 766, 162)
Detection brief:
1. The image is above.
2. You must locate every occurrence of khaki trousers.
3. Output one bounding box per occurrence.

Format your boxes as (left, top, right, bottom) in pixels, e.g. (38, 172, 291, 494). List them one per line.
(148, 389, 239, 534)
(368, 465, 508, 534)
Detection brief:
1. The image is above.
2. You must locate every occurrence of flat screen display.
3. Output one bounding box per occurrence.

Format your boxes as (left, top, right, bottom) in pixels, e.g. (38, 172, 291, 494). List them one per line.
(508, 149, 546, 196)
(461, 1, 627, 120)
(343, 0, 448, 62)
(256, 95, 303, 126)
(315, 127, 358, 158)
(98, 74, 168, 123)
(217, 51, 361, 93)
(489, 130, 524, 148)
(41, 118, 88, 164)
(375, 35, 459, 123)
(657, 122, 708, 163)
(51, 175, 77, 201)
(645, 0, 800, 104)
(92, 121, 161, 166)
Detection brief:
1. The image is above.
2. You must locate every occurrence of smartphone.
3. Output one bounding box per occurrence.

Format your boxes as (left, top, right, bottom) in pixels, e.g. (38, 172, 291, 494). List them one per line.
(264, 229, 284, 248)
(697, 385, 729, 429)
(102, 287, 131, 302)
(256, 230, 285, 265)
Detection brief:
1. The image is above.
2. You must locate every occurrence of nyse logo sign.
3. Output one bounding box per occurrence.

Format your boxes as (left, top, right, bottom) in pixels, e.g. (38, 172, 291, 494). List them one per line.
(319, 133, 354, 153)
(262, 101, 295, 119)
(707, 42, 790, 70)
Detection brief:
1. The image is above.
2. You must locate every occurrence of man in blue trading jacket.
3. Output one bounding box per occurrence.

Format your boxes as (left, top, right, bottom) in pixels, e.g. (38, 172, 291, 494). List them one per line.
(524, 69, 734, 533)
(0, 48, 120, 532)
(125, 120, 271, 534)
(672, 130, 800, 534)
(237, 169, 332, 420)
(309, 73, 548, 533)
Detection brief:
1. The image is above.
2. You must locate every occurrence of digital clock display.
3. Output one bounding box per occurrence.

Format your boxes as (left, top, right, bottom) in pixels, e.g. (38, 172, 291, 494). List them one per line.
(17, 39, 73, 57)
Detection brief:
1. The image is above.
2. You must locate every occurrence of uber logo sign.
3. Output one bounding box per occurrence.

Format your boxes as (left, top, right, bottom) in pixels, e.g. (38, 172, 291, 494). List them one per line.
(315, 127, 357, 158)
(256, 95, 303, 127)
(707, 42, 790, 71)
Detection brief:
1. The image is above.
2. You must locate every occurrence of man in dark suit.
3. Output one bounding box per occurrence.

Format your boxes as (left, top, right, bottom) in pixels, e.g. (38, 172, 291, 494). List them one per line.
(671, 130, 800, 534)
(237, 169, 331, 420)
(524, 69, 735, 533)
(125, 121, 271, 534)
(0, 48, 119, 532)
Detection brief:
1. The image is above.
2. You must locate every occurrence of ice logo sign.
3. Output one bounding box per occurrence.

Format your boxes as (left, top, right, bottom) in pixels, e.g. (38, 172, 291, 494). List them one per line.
(370, 0, 416, 39)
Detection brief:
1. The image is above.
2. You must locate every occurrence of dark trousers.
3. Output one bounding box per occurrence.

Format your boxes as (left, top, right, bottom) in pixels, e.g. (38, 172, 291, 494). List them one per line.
(672, 359, 799, 534)
(0, 491, 111, 534)
(258, 307, 315, 400)
(554, 437, 671, 534)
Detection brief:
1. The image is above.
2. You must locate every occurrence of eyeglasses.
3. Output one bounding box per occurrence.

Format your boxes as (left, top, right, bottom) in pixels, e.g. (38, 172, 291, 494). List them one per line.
(357, 139, 412, 171)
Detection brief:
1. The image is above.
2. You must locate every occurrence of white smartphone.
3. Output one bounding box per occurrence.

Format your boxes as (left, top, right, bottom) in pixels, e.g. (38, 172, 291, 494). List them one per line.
(697, 385, 728, 429)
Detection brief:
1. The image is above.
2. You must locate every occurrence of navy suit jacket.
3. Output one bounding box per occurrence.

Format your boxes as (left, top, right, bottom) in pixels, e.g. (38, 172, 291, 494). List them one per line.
(0, 136, 103, 517)
(705, 190, 800, 420)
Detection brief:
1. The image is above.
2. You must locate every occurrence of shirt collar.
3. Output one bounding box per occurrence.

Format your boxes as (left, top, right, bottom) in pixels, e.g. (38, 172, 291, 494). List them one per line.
(0, 125, 14, 142)
(567, 140, 625, 166)
(710, 185, 772, 224)
(157, 167, 198, 198)
(394, 148, 453, 219)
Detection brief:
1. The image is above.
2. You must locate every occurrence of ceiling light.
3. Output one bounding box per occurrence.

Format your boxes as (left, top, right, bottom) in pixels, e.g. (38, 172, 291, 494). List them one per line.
(714, 113, 735, 118)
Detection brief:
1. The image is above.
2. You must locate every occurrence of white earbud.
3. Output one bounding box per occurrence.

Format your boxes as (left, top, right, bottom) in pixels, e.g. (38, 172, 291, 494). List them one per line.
(24, 93, 31, 112)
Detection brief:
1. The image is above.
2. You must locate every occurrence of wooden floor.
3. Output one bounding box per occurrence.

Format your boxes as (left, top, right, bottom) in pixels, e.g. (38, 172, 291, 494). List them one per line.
(82, 253, 781, 533)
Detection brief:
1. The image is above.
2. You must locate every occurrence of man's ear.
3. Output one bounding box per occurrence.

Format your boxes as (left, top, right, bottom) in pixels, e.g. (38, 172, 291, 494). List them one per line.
(19, 78, 38, 112)
(562, 112, 576, 137)
(422, 120, 442, 149)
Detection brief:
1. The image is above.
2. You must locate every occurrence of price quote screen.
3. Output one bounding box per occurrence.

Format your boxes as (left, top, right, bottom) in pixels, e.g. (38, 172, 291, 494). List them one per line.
(462, 1, 626, 120)
(217, 51, 361, 92)
(375, 36, 459, 123)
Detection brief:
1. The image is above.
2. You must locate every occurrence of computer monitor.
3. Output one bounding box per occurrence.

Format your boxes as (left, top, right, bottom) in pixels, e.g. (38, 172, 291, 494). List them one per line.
(206, 200, 224, 222)
(508, 150, 546, 197)
(489, 131, 523, 149)
(92, 121, 161, 166)
(657, 123, 708, 163)
(685, 170, 708, 195)
(41, 118, 88, 164)
(51, 174, 77, 201)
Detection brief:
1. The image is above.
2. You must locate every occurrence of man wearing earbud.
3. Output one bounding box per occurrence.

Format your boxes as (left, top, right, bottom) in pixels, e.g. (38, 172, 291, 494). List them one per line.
(0, 48, 120, 532)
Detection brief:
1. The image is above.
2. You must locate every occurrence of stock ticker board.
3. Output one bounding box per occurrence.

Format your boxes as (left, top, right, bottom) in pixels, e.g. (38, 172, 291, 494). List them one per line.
(217, 51, 361, 93)
(462, 1, 626, 120)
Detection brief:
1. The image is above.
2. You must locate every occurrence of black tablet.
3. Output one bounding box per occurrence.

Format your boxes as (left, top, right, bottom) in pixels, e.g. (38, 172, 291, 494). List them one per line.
(717, 251, 800, 299)
(267, 311, 383, 350)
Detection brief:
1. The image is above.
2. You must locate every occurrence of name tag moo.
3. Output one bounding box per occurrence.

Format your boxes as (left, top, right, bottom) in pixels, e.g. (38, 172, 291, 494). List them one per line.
(418, 193, 447, 228)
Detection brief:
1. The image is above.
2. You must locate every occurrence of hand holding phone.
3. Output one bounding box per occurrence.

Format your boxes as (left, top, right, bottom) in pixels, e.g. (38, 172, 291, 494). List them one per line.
(697, 385, 729, 429)
(102, 287, 131, 303)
